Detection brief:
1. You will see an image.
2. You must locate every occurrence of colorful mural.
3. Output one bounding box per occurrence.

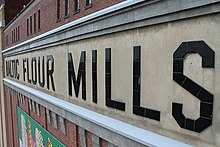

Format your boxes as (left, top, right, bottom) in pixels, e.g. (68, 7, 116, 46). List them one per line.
(18, 107, 66, 147)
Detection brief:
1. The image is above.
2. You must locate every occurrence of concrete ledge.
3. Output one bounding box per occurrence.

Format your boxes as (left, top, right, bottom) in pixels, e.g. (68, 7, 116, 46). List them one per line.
(3, 0, 220, 57)
(3, 78, 192, 147)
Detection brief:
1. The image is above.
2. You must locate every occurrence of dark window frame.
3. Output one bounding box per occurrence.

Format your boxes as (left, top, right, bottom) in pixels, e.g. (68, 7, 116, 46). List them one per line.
(15, 27, 18, 42)
(86, 0, 92, 8)
(14, 29, 16, 42)
(34, 13, 36, 33)
(38, 10, 41, 31)
(74, 0, 80, 13)
(27, 18, 29, 36)
(65, 0, 69, 18)
(6, 35, 9, 46)
(18, 26, 20, 41)
(30, 15, 33, 35)
(57, 0, 61, 21)
(12, 30, 14, 43)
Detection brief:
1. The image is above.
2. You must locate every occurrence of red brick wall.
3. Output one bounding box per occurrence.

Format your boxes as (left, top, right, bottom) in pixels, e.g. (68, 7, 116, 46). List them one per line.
(18, 95, 30, 114)
(4, 86, 112, 147)
(67, 120, 78, 147)
(4, 0, 125, 49)
(46, 114, 76, 146)
(5, 89, 21, 147)
(100, 138, 108, 147)
(30, 104, 46, 128)
(5, 88, 14, 147)
(77, 126, 81, 147)
(11, 91, 19, 146)
(86, 132, 93, 147)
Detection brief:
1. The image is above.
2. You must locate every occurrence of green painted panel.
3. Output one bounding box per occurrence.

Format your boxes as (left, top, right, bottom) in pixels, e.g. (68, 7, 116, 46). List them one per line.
(17, 106, 66, 147)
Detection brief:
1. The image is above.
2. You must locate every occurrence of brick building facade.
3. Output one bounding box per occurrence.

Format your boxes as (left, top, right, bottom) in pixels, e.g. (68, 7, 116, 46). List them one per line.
(4, 0, 125, 49)
(4, 86, 109, 147)
(1, 0, 220, 147)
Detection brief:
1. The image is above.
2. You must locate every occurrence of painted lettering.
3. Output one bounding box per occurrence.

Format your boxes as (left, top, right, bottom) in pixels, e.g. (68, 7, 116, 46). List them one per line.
(133, 46, 160, 121)
(68, 52, 86, 100)
(6, 59, 19, 79)
(172, 41, 214, 132)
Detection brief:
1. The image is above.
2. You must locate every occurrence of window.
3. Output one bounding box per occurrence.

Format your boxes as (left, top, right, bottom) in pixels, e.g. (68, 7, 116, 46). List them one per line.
(27, 18, 29, 36)
(12, 26, 20, 44)
(86, 0, 92, 7)
(34, 13, 36, 33)
(18, 26, 20, 41)
(74, 0, 79, 12)
(57, 0, 61, 20)
(38, 10, 41, 31)
(30, 16, 33, 34)
(6, 35, 9, 46)
(13, 29, 15, 42)
(65, 0, 69, 17)
(15, 27, 18, 42)
(12, 31, 14, 43)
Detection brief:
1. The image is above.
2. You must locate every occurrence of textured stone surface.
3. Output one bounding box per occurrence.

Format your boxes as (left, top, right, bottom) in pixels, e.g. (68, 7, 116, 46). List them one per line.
(2, 1, 220, 146)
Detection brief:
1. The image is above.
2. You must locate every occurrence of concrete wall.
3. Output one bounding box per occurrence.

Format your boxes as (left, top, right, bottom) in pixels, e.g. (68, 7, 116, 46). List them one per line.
(4, 12, 220, 146)
(2, 0, 220, 146)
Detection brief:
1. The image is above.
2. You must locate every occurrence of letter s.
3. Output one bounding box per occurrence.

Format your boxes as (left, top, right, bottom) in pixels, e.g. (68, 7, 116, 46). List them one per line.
(172, 41, 214, 132)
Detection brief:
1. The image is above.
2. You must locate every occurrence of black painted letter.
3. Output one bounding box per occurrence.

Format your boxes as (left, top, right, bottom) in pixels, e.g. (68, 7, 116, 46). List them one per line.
(172, 41, 214, 132)
(31, 57, 37, 85)
(92, 50, 97, 103)
(46, 55, 55, 91)
(133, 46, 160, 121)
(23, 58, 27, 82)
(16, 59, 19, 80)
(105, 48, 125, 111)
(38, 56, 45, 87)
(68, 52, 86, 100)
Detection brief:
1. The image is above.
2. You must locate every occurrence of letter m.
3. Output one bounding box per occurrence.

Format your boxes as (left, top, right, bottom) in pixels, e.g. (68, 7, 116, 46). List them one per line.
(68, 52, 86, 100)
